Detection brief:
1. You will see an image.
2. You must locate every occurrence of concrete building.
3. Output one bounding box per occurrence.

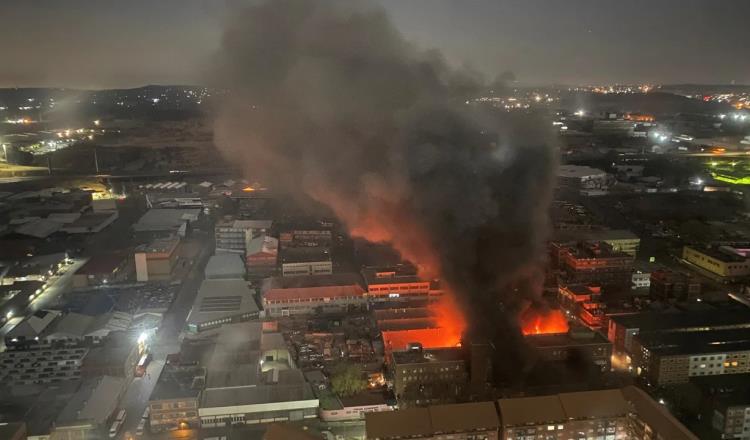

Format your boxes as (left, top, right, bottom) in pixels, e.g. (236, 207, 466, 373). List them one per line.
(632, 329, 750, 385)
(365, 402, 500, 440)
(683, 246, 750, 279)
(134, 236, 180, 282)
(279, 228, 332, 249)
(51, 375, 126, 440)
(261, 273, 366, 317)
(361, 265, 431, 301)
(204, 253, 245, 280)
(650, 269, 701, 302)
(185, 279, 259, 333)
(245, 234, 278, 276)
(526, 327, 613, 372)
(554, 228, 641, 256)
(133, 208, 200, 237)
(711, 395, 750, 440)
(149, 364, 205, 432)
(72, 254, 130, 287)
(215, 219, 272, 254)
(559, 241, 635, 289)
(607, 310, 750, 355)
(280, 247, 332, 277)
(499, 389, 631, 440)
(557, 165, 609, 189)
(390, 346, 467, 407)
(557, 284, 605, 329)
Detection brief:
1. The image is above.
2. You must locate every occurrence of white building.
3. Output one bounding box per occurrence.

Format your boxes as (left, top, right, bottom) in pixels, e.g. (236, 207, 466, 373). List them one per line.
(185, 279, 259, 333)
(215, 219, 272, 254)
(557, 165, 609, 190)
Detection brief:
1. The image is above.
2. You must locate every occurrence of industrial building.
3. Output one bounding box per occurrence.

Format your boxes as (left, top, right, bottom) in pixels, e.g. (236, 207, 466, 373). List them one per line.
(361, 265, 432, 301)
(280, 247, 332, 277)
(245, 233, 279, 275)
(526, 327, 613, 371)
(390, 346, 467, 407)
(683, 245, 750, 279)
(558, 241, 635, 289)
(185, 279, 259, 333)
(72, 254, 130, 287)
(204, 253, 245, 279)
(557, 165, 609, 189)
(149, 364, 205, 432)
(51, 375, 126, 439)
(365, 402, 500, 440)
(553, 228, 641, 256)
(261, 273, 366, 317)
(557, 284, 605, 329)
(650, 269, 701, 302)
(133, 208, 200, 237)
(215, 218, 272, 254)
(0, 346, 88, 386)
(632, 329, 750, 385)
(134, 236, 181, 282)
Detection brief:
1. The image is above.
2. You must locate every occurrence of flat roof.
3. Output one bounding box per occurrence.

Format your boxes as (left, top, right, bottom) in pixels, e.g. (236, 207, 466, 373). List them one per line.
(133, 208, 200, 232)
(56, 376, 125, 425)
(204, 253, 245, 279)
(362, 265, 424, 286)
(365, 407, 431, 438)
(609, 309, 750, 332)
(391, 347, 465, 365)
(75, 254, 125, 275)
(246, 234, 278, 255)
(186, 279, 259, 327)
(686, 245, 746, 263)
(151, 365, 205, 401)
(499, 389, 629, 427)
(636, 328, 750, 356)
(429, 402, 500, 433)
(14, 219, 62, 238)
(621, 386, 698, 440)
(201, 383, 317, 409)
(136, 236, 180, 254)
(280, 246, 331, 264)
(555, 228, 639, 242)
(365, 402, 499, 439)
(557, 165, 607, 179)
(264, 285, 365, 302)
(525, 331, 611, 348)
(262, 273, 364, 291)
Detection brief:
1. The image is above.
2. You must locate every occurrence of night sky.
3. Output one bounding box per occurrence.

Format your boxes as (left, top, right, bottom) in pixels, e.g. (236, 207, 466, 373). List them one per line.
(1, 0, 748, 89)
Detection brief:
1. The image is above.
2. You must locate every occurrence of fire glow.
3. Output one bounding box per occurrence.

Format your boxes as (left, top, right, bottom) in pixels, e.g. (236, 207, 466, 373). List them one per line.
(521, 308, 569, 336)
(382, 293, 466, 353)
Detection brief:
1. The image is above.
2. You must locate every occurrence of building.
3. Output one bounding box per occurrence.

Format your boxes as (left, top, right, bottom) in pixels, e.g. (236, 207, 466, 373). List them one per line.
(245, 234, 278, 276)
(632, 329, 750, 385)
(0, 423, 26, 440)
(4, 309, 62, 350)
(559, 241, 635, 289)
(204, 253, 245, 280)
(390, 346, 467, 407)
(51, 375, 126, 440)
(80, 332, 139, 379)
(592, 119, 636, 137)
(279, 227, 332, 248)
(526, 327, 613, 371)
(133, 208, 201, 237)
(557, 165, 609, 189)
(215, 219, 272, 254)
(197, 322, 319, 427)
(607, 310, 750, 355)
(134, 236, 180, 282)
(683, 246, 750, 279)
(710, 394, 750, 440)
(362, 265, 432, 301)
(280, 247, 332, 277)
(554, 229, 640, 256)
(72, 254, 130, 287)
(59, 211, 119, 234)
(320, 392, 392, 422)
(650, 269, 701, 302)
(499, 389, 631, 440)
(185, 279, 259, 333)
(620, 385, 698, 440)
(365, 401, 500, 440)
(557, 284, 605, 329)
(149, 364, 205, 432)
(261, 273, 366, 317)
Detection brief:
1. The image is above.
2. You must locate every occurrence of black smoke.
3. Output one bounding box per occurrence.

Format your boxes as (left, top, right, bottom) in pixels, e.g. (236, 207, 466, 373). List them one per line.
(211, 0, 557, 378)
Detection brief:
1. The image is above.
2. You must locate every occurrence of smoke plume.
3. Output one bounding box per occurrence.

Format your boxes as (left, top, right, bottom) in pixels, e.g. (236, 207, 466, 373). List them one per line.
(211, 0, 557, 373)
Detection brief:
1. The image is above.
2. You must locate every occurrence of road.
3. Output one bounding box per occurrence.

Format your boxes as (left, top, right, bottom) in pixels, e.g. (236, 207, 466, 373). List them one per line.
(118, 233, 213, 440)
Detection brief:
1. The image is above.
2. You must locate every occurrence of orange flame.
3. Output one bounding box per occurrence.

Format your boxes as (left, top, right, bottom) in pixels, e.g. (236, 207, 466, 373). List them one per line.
(382, 293, 466, 352)
(520, 308, 569, 336)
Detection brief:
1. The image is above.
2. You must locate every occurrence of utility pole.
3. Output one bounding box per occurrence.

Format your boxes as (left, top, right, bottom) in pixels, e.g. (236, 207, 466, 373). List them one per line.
(94, 146, 100, 174)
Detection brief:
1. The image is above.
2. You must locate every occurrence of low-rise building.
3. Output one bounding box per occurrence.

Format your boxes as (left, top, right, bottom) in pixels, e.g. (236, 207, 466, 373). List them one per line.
(365, 401, 500, 440)
(362, 265, 431, 302)
(215, 218, 272, 254)
(390, 346, 467, 407)
(559, 241, 635, 289)
(261, 273, 366, 317)
(683, 246, 750, 279)
(72, 254, 130, 287)
(80, 332, 139, 379)
(526, 327, 613, 372)
(134, 236, 181, 282)
(51, 375, 126, 440)
(0, 346, 88, 386)
(650, 269, 701, 302)
(149, 364, 205, 432)
(280, 247, 332, 277)
(204, 253, 245, 280)
(133, 208, 201, 238)
(185, 279, 259, 333)
(245, 234, 279, 276)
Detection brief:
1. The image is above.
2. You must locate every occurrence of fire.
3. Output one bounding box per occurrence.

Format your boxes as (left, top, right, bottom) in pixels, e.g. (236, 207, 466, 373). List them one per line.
(521, 308, 569, 336)
(242, 186, 256, 192)
(381, 293, 466, 353)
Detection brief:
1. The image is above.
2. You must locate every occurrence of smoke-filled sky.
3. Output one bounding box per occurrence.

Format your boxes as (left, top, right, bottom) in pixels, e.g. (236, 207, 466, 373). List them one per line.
(1, 0, 749, 88)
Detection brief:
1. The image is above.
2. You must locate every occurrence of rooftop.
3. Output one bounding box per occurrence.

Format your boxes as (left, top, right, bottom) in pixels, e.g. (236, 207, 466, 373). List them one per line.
(391, 347, 465, 365)
(56, 376, 125, 425)
(621, 386, 698, 440)
(264, 285, 365, 302)
(75, 254, 125, 275)
(151, 365, 205, 401)
(609, 309, 750, 332)
(280, 246, 331, 264)
(686, 245, 747, 263)
(136, 236, 180, 254)
(499, 389, 630, 426)
(557, 165, 607, 179)
(361, 265, 424, 286)
(200, 383, 317, 410)
(525, 330, 611, 348)
(133, 208, 200, 232)
(246, 234, 278, 256)
(636, 328, 750, 356)
(204, 253, 245, 279)
(186, 279, 259, 327)
(365, 401, 499, 439)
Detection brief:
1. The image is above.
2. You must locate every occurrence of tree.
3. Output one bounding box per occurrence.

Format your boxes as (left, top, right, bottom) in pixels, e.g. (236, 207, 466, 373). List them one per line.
(330, 363, 366, 398)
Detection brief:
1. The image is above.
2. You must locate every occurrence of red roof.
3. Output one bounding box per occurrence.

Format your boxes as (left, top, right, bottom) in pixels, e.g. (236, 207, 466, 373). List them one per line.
(264, 285, 365, 302)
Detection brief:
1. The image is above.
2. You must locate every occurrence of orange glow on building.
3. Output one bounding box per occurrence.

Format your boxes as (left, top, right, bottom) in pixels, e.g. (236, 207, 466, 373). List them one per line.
(242, 186, 256, 192)
(521, 308, 569, 336)
(381, 293, 466, 353)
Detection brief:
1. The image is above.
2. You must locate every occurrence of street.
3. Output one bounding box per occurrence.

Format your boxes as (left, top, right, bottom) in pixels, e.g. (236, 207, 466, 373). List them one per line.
(118, 233, 213, 440)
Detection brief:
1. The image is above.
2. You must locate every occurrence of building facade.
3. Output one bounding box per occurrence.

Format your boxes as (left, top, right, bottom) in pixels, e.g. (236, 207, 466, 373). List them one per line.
(134, 236, 180, 282)
(683, 246, 750, 278)
(390, 347, 467, 408)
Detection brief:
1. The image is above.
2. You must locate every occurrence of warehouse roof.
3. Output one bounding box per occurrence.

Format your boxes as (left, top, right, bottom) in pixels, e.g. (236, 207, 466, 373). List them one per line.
(365, 402, 499, 439)
(133, 208, 200, 232)
(186, 279, 258, 328)
(204, 253, 245, 279)
(557, 165, 607, 179)
(264, 285, 365, 302)
(499, 389, 629, 426)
